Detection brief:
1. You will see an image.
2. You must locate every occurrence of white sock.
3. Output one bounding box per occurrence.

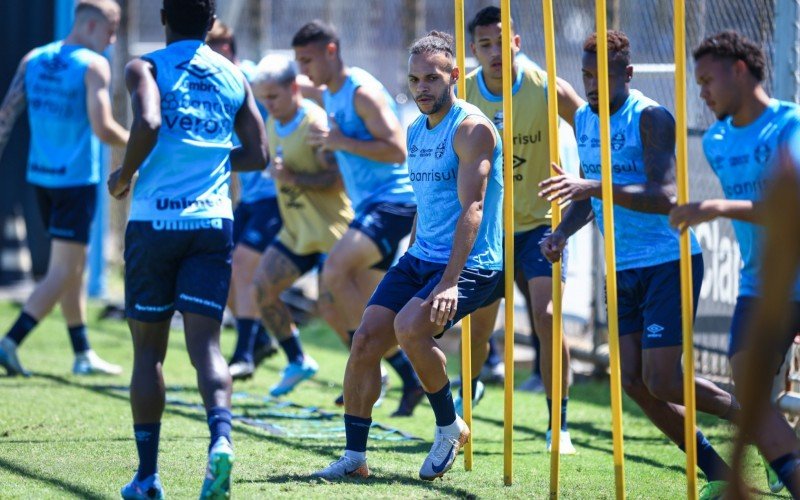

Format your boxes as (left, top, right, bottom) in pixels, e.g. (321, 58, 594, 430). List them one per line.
(344, 450, 366, 462)
(439, 418, 461, 436)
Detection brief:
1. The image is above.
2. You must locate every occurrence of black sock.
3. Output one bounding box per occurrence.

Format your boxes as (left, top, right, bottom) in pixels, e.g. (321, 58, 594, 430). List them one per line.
(133, 422, 161, 481)
(68, 324, 90, 354)
(344, 414, 372, 453)
(426, 381, 457, 427)
(6, 312, 38, 346)
(207, 406, 232, 451)
(278, 334, 304, 365)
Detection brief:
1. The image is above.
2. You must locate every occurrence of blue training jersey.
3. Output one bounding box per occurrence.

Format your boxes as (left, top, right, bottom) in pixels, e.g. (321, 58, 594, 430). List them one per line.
(129, 40, 245, 222)
(323, 67, 415, 215)
(24, 41, 102, 187)
(406, 99, 503, 270)
(236, 60, 276, 203)
(703, 99, 800, 299)
(575, 90, 701, 271)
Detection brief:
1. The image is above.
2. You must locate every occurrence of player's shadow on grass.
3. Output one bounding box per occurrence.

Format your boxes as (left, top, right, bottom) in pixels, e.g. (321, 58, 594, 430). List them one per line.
(0, 456, 106, 500)
(253, 472, 479, 499)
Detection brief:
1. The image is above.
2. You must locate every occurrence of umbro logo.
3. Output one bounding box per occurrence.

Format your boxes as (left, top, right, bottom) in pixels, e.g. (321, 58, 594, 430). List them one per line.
(409, 145, 419, 157)
(646, 324, 664, 337)
(176, 60, 221, 79)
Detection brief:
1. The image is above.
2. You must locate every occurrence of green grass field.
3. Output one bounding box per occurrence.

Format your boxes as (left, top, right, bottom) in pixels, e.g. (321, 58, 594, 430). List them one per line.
(0, 300, 787, 499)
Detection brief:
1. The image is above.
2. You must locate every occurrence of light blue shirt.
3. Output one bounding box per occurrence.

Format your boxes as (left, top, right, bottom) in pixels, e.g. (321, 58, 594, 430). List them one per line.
(236, 60, 275, 203)
(406, 99, 503, 270)
(703, 99, 800, 299)
(323, 67, 415, 216)
(25, 41, 101, 187)
(575, 90, 701, 270)
(130, 40, 245, 221)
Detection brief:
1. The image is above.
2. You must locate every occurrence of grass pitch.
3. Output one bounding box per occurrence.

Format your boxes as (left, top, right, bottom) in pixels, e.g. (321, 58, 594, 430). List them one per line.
(0, 301, 786, 498)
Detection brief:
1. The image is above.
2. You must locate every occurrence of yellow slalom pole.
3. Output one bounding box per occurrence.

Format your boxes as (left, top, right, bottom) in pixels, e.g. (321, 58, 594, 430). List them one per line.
(673, 2, 698, 498)
(541, 0, 563, 496)
(594, 2, 626, 498)
(454, 0, 473, 472)
(500, 0, 515, 486)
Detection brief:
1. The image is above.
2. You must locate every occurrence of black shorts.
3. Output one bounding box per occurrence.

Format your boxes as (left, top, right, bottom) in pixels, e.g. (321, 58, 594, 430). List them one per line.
(350, 202, 416, 271)
(35, 184, 97, 244)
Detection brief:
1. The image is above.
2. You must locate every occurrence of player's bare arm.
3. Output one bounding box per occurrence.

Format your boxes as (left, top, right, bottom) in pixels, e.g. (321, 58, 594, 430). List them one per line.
(556, 77, 585, 128)
(422, 116, 494, 326)
(0, 54, 31, 161)
(85, 57, 129, 148)
(538, 167, 595, 263)
(538, 105, 677, 215)
(308, 86, 406, 164)
(108, 58, 161, 199)
(231, 79, 269, 172)
(269, 149, 343, 191)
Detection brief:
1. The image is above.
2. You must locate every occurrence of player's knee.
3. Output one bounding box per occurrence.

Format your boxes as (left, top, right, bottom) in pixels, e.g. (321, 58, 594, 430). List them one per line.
(643, 370, 681, 402)
(534, 308, 553, 332)
(394, 315, 423, 348)
(320, 261, 348, 292)
(350, 326, 384, 365)
(621, 370, 647, 398)
(252, 272, 281, 306)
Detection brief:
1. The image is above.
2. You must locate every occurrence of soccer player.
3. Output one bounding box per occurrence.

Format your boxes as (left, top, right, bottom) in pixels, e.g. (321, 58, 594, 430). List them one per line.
(669, 31, 800, 495)
(312, 31, 503, 481)
(538, 30, 738, 491)
(108, 0, 268, 497)
(206, 21, 280, 380)
(292, 20, 424, 414)
(0, 0, 127, 377)
(460, 6, 584, 454)
(249, 54, 355, 397)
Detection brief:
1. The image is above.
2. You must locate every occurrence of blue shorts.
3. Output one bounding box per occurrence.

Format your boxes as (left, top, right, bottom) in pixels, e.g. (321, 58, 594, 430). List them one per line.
(232, 197, 282, 252)
(482, 225, 567, 304)
(124, 219, 234, 323)
(368, 253, 501, 337)
(351, 202, 416, 271)
(615, 253, 703, 349)
(728, 296, 800, 358)
(271, 239, 326, 275)
(35, 184, 97, 244)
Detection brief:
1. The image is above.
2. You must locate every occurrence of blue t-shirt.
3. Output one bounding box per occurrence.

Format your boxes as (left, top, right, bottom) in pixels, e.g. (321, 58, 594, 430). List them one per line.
(25, 41, 102, 187)
(406, 99, 503, 270)
(323, 67, 415, 215)
(129, 40, 245, 222)
(703, 99, 800, 299)
(575, 90, 701, 271)
(236, 60, 275, 203)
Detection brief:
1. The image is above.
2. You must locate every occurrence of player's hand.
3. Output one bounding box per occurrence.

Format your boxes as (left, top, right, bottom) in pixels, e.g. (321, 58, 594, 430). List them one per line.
(538, 163, 599, 203)
(422, 279, 459, 327)
(540, 229, 567, 263)
(668, 200, 721, 230)
(308, 115, 345, 151)
(107, 168, 131, 200)
(267, 155, 293, 184)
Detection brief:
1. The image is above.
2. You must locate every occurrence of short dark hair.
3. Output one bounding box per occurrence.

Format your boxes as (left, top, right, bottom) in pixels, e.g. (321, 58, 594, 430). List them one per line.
(163, 0, 215, 37)
(467, 6, 515, 40)
(583, 30, 631, 67)
(692, 30, 766, 82)
(409, 31, 455, 71)
(291, 20, 340, 48)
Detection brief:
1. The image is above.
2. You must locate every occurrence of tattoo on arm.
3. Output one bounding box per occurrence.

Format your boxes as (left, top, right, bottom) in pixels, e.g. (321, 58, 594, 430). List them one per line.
(619, 106, 677, 214)
(0, 63, 27, 159)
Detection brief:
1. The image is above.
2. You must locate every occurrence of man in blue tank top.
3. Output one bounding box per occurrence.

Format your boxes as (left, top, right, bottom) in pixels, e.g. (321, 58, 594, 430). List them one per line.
(538, 30, 738, 492)
(0, 0, 127, 377)
(292, 21, 424, 416)
(207, 21, 280, 381)
(312, 31, 503, 481)
(670, 31, 800, 495)
(107, 1, 268, 498)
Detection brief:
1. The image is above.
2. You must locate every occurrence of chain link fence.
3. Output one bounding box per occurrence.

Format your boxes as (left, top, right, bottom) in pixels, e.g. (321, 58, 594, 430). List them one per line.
(109, 0, 782, 383)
